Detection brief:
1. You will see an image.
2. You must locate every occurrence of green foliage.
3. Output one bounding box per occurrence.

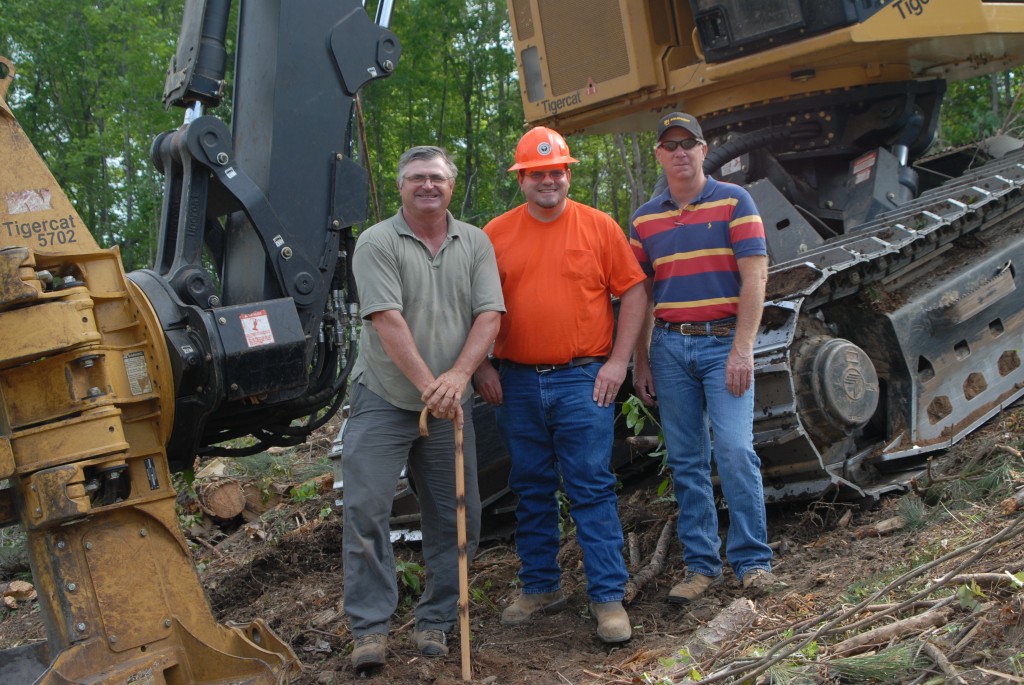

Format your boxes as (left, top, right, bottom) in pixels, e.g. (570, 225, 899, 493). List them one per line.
(622, 395, 673, 501)
(622, 395, 666, 463)
(940, 69, 1024, 147)
(840, 566, 907, 604)
(4, 1, 1023, 283)
(470, 579, 498, 613)
(290, 481, 320, 504)
(556, 490, 575, 539)
(647, 646, 700, 684)
(1, 0, 181, 271)
(897, 494, 929, 530)
(1009, 650, 1024, 677)
(0, 0, 660, 270)
(396, 558, 424, 595)
(920, 443, 1023, 506)
(955, 579, 987, 611)
(826, 644, 930, 681)
(0, 525, 29, 581)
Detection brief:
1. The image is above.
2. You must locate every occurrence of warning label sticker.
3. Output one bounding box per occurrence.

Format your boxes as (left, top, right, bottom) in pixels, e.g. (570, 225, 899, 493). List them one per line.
(852, 151, 877, 185)
(123, 350, 153, 396)
(240, 309, 275, 348)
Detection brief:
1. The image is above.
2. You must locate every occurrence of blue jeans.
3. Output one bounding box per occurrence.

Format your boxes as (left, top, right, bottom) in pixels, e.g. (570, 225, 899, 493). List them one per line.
(495, 362, 627, 603)
(649, 325, 772, 579)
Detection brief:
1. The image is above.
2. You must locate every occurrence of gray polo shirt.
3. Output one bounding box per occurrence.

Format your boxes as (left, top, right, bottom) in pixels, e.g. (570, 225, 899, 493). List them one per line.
(351, 209, 505, 410)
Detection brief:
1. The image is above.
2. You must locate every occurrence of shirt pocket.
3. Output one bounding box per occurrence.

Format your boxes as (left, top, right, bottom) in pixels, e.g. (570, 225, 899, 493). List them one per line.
(561, 249, 598, 283)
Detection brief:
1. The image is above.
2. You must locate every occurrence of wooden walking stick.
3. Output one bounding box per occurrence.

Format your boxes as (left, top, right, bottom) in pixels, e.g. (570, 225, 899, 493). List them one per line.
(419, 407, 472, 681)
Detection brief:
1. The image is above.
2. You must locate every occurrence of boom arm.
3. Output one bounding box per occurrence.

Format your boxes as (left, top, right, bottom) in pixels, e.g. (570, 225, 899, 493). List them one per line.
(138, 0, 400, 465)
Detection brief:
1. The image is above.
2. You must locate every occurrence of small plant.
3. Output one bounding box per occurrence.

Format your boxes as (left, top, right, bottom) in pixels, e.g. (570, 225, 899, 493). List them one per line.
(955, 579, 987, 611)
(622, 395, 671, 498)
(647, 646, 701, 683)
(827, 644, 930, 681)
(897, 494, 929, 530)
(290, 481, 320, 503)
(470, 580, 498, 613)
(556, 490, 576, 539)
(171, 470, 202, 532)
(840, 567, 907, 604)
(396, 559, 424, 594)
(1009, 650, 1024, 677)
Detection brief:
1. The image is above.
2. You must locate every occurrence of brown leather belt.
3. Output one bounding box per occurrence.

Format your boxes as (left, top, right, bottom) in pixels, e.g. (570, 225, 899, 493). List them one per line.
(500, 356, 607, 373)
(656, 318, 736, 336)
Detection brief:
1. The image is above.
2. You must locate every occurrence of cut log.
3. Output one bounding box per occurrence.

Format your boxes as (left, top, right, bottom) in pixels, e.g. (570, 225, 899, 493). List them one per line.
(0, 580, 36, 601)
(855, 516, 906, 538)
(242, 481, 287, 516)
(1001, 486, 1024, 515)
(831, 608, 952, 657)
(652, 598, 759, 682)
(0, 579, 37, 608)
(197, 478, 246, 521)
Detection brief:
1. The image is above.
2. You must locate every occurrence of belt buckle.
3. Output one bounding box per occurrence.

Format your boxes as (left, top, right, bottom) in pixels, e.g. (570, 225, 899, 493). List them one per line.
(678, 323, 699, 336)
(534, 363, 556, 372)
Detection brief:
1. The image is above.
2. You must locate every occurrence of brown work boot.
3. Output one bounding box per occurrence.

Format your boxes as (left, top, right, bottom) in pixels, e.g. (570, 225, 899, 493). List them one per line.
(500, 590, 567, 625)
(411, 627, 448, 656)
(590, 601, 631, 643)
(741, 568, 777, 596)
(350, 632, 387, 671)
(667, 571, 723, 605)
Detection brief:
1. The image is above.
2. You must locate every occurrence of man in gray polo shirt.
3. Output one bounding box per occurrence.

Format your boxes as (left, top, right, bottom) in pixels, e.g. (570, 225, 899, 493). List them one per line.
(342, 146, 504, 672)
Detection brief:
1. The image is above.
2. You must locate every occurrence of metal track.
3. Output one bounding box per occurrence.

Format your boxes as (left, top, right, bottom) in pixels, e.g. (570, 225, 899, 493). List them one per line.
(751, 147, 1024, 501)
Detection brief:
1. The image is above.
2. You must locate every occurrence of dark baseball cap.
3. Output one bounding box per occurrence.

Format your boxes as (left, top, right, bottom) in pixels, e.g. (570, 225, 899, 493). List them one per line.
(656, 112, 703, 141)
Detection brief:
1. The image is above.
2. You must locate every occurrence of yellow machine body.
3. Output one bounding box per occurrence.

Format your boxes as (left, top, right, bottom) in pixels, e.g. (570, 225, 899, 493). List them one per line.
(509, 0, 1024, 133)
(0, 56, 297, 685)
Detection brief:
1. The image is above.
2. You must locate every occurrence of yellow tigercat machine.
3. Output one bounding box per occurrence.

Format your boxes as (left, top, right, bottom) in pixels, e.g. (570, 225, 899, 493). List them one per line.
(508, 0, 1024, 500)
(0, 0, 400, 681)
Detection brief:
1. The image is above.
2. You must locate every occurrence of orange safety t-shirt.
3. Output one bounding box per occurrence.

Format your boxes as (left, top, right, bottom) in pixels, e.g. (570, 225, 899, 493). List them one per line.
(484, 199, 646, 364)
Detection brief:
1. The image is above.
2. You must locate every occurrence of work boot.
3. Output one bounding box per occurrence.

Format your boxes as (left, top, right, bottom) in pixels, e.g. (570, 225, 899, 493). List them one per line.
(350, 632, 387, 671)
(411, 627, 448, 657)
(667, 571, 723, 605)
(500, 590, 567, 625)
(742, 568, 777, 596)
(590, 601, 631, 643)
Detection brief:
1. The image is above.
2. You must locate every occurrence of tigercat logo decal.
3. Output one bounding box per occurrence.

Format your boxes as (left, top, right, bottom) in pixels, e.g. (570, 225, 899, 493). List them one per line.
(891, 0, 929, 19)
(540, 90, 582, 115)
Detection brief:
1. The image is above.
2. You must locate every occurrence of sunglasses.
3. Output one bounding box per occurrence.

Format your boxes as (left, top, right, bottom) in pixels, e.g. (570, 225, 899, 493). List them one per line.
(656, 139, 704, 152)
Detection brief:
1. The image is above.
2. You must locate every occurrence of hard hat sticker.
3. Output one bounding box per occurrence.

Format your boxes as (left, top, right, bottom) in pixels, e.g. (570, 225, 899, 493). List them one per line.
(537, 142, 552, 156)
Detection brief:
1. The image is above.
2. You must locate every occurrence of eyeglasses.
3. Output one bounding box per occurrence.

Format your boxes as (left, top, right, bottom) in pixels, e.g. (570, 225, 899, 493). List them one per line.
(404, 174, 450, 185)
(656, 139, 704, 152)
(525, 169, 566, 181)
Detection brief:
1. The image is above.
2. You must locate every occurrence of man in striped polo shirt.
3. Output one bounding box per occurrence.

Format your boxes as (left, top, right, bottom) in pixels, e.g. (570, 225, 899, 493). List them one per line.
(630, 112, 774, 604)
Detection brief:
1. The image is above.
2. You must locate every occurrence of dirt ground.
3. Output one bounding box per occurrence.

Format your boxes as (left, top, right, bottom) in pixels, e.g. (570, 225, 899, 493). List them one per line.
(4, 406, 1024, 684)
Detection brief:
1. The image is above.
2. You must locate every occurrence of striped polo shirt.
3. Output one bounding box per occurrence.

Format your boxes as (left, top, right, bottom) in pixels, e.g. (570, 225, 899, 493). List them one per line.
(629, 176, 766, 323)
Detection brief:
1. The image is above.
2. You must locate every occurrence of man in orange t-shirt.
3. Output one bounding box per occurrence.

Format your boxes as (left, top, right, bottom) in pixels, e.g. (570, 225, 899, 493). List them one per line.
(473, 127, 646, 643)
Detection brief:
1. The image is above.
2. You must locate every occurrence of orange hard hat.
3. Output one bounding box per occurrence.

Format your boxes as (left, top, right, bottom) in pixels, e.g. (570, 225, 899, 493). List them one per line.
(508, 127, 579, 171)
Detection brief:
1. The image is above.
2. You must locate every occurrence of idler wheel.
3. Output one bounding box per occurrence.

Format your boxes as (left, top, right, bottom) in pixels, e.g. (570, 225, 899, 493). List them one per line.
(797, 337, 880, 442)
